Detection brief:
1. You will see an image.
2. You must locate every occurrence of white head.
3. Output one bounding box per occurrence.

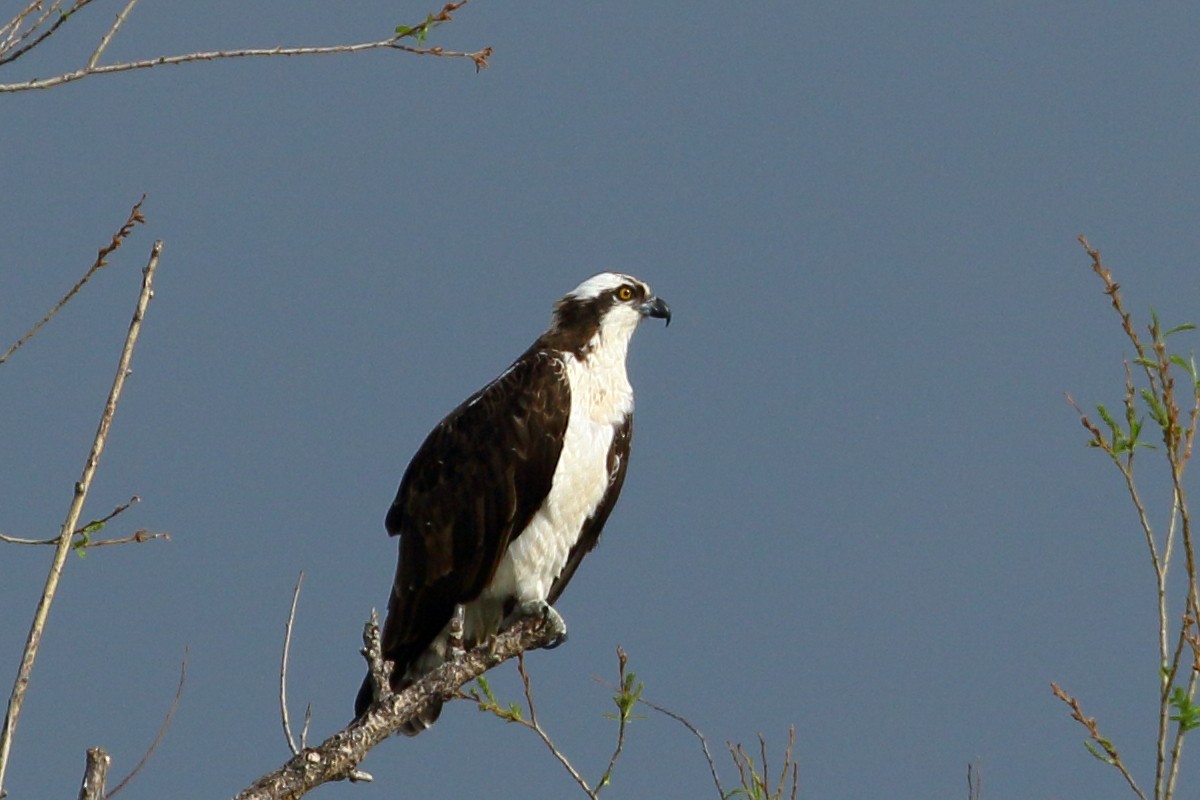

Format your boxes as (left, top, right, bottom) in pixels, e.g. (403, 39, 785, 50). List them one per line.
(544, 272, 671, 358)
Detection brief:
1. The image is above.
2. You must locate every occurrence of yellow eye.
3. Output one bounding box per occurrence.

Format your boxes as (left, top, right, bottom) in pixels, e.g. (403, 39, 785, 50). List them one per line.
(616, 285, 634, 301)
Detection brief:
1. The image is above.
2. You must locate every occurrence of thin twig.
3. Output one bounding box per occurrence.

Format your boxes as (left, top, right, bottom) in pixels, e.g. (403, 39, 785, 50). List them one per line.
(280, 572, 305, 757)
(633, 694, 726, 799)
(967, 761, 982, 800)
(516, 654, 596, 796)
(105, 646, 187, 798)
(87, 0, 139, 70)
(0, 39, 491, 92)
(0, 0, 92, 67)
(1051, 682, 1146, 800)
(79, 529, 169, 549)
(1, 2, 45, 53)
(593, 647, 634, 794)
(0, 2, 489, 93)
(1, 498, 168, 549)
(1, 496, 138, 544)
(0, 240, 161, 796)
(0, 196, 146, 365)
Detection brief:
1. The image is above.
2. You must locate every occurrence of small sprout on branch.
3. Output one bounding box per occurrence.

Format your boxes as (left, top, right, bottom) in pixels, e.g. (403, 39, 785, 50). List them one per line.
(1084, 739, 1118, 766)
(1169, 688, 1200, 732)
(724, 727, 799, 800)
(394, 1, 466, 43)
(469, 675, 523, 723)
(602, 647, 644, 726)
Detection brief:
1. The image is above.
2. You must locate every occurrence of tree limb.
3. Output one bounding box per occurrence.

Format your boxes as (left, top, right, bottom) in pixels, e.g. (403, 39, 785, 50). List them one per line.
(233, 614, 559, 800)
(75, 747, 109, 800)
(0, 240, 161, 797)
(0, 2, 491, 93)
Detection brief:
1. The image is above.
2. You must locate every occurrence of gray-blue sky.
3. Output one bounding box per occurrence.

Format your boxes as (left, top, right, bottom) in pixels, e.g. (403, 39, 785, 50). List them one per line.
(4, 2, 1200, 797)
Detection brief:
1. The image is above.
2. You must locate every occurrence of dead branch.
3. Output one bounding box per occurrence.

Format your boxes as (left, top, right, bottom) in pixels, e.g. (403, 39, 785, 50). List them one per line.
(514, 653, 595, 796)
(0, 498, 167, 550)
(0, 2, 490, 93)
(630, 694, 726, 798)
(280, 573, 306, 756)
(0, 240, 161, 796)
(105, 647, 188, 797)
(1051, 682, 1146, 800)
(233, 613, 560, 800)
(76, 747, 109, 800)
(0, 197, 146, 365)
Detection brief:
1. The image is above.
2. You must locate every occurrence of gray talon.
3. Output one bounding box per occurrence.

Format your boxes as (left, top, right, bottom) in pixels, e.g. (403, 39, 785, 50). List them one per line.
(540, 605, 568, 649)
(448, 604, 466, 660)
(502, 600, 569, 649)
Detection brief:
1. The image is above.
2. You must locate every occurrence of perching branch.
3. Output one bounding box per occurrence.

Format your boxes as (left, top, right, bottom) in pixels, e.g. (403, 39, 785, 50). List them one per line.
(232, 613, 561, 800)
(0, 1, 491, 93)
(0, 239, 161, 797)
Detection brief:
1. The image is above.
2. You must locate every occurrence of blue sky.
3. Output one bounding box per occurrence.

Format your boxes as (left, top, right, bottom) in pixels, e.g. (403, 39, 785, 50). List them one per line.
(4, 2, 1200, 798)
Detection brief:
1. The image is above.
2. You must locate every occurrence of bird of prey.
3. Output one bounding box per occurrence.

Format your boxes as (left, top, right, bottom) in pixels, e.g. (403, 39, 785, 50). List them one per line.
(355, 272, 670, 732)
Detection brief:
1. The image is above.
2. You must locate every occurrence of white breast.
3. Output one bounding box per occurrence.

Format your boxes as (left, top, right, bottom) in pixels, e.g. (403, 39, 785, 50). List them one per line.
(489, 350, 631, 604)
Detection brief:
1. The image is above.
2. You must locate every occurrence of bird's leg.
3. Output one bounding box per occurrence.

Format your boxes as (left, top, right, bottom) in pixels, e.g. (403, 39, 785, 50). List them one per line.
(501, 599, 568, 649)
(447, 604, 466, 660)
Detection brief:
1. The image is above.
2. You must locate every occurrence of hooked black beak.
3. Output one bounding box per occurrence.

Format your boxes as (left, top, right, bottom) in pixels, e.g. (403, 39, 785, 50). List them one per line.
(641, 296, 671, 327)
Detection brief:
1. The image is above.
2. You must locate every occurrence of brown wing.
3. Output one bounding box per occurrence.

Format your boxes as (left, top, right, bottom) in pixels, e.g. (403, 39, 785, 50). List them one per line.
(547, 413, 632, 604)
(379, 347, 569, 685)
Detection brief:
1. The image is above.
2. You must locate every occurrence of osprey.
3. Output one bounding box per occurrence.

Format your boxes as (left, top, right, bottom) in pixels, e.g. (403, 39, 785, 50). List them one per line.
(355, 272, 670, 731)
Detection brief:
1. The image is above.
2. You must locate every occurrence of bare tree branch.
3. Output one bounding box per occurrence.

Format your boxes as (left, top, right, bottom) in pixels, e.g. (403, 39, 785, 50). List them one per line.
(0, 239, 161, 797)
(87, 0, 138, 70)
(514, 653, 595, 796)
(1, 497, 168, 550)
(0, 1, 94, 67)
(76, 747, 109, 800)
(0, 196, 146, 365)
(280, 572, 306, 757)
(1051, 681, 1146, 800)
(0, 2, 491, 94)
(233, 614, 560, 800)
(632, 694, 726, 799)
(593, 647, 637, 794)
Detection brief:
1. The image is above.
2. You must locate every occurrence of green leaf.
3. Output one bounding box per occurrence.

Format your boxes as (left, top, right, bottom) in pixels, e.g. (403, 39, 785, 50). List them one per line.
(1096, 404, 1119, 433)
(1169, 687, 1200, 731)
(1083, 740, 1115, 765)
(1140, 389, 1168, 427)
(394, 25, 414, 37)
(475, 675, 497, 705)
(1165, 323, 1196, 337)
